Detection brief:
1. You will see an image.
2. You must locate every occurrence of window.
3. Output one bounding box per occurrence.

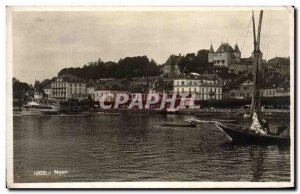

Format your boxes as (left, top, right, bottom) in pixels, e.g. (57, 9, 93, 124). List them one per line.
(182, 88, 184, 92)
(181, 81, 184, 86)
(177, 81, 179, 86)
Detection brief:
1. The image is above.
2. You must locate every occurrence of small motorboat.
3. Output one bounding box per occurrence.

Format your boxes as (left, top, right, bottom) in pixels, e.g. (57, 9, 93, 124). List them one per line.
(161, 122, 197, 127)
(211, 118, 237, 123)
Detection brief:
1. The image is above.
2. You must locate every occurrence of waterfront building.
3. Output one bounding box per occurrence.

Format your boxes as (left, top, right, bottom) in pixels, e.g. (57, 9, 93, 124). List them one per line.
(259, 87, 277, 97)
(228, 78, 290, 99)
(275, 82, 290, 97)
(199, 83, 223, 100)
(51, 74, 87, 101)
(173, 74, 223, 100)
(275, 87, 290, 97)
(229, 79, 253, 99)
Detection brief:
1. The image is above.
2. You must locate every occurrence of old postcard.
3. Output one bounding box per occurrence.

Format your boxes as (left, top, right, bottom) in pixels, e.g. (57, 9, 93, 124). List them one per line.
(6, 6, 294, 188)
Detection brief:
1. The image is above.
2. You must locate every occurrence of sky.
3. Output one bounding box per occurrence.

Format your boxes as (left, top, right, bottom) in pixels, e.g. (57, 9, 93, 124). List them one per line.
(11, 7, 293, 84)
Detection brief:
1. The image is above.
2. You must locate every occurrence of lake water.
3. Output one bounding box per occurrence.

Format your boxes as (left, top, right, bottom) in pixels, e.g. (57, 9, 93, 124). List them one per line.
(13, 114, 291, 183)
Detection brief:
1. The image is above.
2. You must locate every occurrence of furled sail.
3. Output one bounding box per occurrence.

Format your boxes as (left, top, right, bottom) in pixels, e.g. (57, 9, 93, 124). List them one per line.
(249, 111, 267, 134)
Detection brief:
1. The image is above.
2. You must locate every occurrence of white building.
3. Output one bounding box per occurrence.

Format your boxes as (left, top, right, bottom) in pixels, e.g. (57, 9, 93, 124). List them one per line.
(260, 88, 277, 97)
(199, 83, 223, 100)
(33, 91, 43, 101)
(43, 85, 52, 98)
(229, 79, 254, 99)
(51, 74, 87, 100)
(173, 75, 223, 100)
(275, 88, 290, 97)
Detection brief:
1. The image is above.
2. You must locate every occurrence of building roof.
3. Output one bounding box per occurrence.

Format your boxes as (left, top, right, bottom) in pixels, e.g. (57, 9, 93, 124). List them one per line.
(173, 73, 223, 82)
(216, 43, 234, 53)
(234, 44, 241, 53)
(241, 57, 252, 63)
(267, 57, 290, 66)
(163, 55, 183, 67)
(57, 74, 85, 82)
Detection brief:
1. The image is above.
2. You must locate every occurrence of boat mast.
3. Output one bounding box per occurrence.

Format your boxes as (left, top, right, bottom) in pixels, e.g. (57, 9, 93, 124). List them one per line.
(251, 10, 263, 118)
(252, 11, 257, 52)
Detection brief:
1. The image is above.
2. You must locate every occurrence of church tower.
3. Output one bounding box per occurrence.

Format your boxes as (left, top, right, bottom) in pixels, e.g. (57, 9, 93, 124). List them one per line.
(233, 43, 241, 62)
(208, 44, 215, 63)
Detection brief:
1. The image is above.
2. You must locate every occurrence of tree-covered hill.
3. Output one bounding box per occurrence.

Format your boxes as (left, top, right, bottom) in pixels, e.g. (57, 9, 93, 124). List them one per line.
(58, 56, 161, 80)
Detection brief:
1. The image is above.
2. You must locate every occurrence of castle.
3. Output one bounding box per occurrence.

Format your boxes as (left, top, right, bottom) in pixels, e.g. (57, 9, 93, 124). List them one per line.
(208, 43, 241, 67)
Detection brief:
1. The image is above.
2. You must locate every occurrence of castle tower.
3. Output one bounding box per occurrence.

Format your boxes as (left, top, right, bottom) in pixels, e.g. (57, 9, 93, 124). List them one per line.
(208, 44, 214, 63)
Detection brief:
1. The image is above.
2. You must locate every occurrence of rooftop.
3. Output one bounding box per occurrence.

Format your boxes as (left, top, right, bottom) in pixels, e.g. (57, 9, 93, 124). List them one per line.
(57, 74, 85, 82)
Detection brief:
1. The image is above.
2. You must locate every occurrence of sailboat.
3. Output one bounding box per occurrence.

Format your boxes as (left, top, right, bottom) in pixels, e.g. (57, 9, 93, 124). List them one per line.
(214, 10, 290, 145)
(186, 10, 290, 145)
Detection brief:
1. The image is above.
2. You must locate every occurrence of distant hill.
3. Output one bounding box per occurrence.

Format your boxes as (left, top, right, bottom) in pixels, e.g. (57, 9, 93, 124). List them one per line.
(266, 57, 290, 76)
(267, 57, 290, 66)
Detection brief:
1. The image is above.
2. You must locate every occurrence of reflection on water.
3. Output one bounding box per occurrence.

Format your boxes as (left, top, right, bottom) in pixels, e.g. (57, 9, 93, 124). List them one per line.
(13, 114, 290, 182)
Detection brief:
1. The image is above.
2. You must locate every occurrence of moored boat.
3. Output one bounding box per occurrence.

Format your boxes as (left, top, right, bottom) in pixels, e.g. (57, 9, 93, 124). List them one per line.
(214, 10, 290, 146)
(186, 10, 291, 146)
(21, 101, 60, 116)
(215, 122, 290, 145)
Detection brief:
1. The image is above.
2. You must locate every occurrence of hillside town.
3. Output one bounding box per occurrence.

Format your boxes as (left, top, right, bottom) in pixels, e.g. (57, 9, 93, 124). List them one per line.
(10, 8, 293, 186)
(13, 42, 290, 114)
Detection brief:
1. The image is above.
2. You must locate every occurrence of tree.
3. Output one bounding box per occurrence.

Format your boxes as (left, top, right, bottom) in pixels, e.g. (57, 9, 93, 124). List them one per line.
(177, 49, 209, 74)
(13, 78, 30, 100)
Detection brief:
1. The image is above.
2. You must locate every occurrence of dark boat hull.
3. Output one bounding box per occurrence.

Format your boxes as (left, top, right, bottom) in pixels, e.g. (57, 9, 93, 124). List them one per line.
(215, 123, 290, 146)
